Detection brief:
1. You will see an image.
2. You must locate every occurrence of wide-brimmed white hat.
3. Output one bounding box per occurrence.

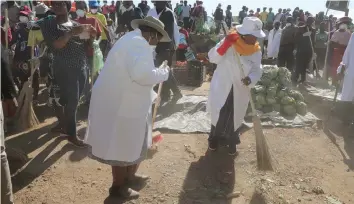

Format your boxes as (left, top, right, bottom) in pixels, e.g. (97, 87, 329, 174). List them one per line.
(131, 16, 171, 42)
(236, 17, 266, 38)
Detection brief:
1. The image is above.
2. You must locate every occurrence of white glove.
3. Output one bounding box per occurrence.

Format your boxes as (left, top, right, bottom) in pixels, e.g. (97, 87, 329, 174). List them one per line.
(293, 50, 297, 55)
(303, 31, 312, 37)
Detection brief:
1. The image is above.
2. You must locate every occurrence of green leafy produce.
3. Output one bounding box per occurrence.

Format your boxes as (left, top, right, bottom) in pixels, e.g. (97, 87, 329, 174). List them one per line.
(266, 95, 277, 105)
(262, 105, 273, 113)
(256, 94, 266, 105)
(296, 102, 307, 115)
(255, 103, 263, 110)
(253, 85, 266, 94)
(281, 96, 296, 105)
(267, 86, 278, 97)
(273, 104, 281, 112)
(277, 89, 287, 98)
(283, 105, 297, 116)
(289, 90, 305, 102)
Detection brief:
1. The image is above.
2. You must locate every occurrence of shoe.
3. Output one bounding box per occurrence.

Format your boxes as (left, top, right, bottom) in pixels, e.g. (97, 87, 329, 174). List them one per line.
(67, 136, 87, 148)
(127, 174, 150, 185)
(109, 186, 139, 199)
(208, 141, 218, 151)
(228, 145, 237, 156)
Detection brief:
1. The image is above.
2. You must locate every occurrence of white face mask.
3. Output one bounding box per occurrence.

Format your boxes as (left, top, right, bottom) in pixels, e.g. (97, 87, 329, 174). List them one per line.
(91, 9, 98, 14)
(76, 9, 85, 17)
(286, 23, 291, 26)
(339, 24, 348, 30)
(19, 16, 29, 23)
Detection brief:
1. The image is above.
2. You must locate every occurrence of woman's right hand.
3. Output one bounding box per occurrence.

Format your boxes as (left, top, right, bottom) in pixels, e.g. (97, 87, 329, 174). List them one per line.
(71, 25, 85, 36)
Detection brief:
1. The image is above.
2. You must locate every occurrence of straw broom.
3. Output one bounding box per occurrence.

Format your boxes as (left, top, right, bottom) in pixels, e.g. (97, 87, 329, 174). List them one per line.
(232, 49, 274, 171)
(14, 29, 40, 131)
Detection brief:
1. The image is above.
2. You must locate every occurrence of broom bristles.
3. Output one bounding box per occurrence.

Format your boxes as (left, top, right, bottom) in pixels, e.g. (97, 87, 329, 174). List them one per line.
(253, 116, 274, 171)
(15, 82, 39, 131)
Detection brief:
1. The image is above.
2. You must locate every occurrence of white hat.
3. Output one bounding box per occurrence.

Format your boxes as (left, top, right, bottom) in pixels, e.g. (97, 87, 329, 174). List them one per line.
(236, 17, 266, 38)
(131, 16, 171, 43)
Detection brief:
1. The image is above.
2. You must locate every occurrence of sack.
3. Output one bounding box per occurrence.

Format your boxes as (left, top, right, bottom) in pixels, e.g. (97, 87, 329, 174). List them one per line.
(92, 40, 104, 77)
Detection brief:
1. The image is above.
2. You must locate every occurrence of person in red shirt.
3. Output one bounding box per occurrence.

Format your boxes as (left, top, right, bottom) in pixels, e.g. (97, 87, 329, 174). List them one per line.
(75, 1, 102, 103)
(108, 1, 116, 24)
(176, 21, 189, 61)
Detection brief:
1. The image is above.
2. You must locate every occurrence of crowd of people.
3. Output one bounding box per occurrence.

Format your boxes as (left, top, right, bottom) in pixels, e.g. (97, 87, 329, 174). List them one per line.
(0, 0, 353, 203)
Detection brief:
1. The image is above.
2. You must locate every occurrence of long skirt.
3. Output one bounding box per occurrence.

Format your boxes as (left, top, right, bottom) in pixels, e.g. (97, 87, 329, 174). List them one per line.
(208, 87, 241, 146)
(331, 47, 346, 79)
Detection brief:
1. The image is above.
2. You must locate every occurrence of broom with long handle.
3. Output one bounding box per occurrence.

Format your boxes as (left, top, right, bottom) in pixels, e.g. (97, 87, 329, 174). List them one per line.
(151, 60, 168, 145)
(232, 48, 274, 171)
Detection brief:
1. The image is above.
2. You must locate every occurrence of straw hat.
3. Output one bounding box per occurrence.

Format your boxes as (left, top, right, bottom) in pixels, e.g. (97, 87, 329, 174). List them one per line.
(131, 16, 171, 42)
(236, 17, 265, 38)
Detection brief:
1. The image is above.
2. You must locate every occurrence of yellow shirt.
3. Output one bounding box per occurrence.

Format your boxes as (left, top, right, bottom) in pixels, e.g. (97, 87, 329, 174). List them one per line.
(27, 30, 44, 47)
(87, 13, 108, 40)
(260, 11, 268, 22)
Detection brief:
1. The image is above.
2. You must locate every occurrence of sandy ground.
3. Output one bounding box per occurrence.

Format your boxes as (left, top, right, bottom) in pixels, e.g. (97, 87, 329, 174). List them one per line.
(6, 83, 354, 204)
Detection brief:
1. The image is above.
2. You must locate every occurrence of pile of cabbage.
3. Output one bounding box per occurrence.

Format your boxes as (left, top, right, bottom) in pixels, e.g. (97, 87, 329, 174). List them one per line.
(250, 66, 307, 116)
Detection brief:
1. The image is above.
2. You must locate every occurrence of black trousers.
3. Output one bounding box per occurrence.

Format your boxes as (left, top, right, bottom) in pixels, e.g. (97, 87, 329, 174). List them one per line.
(292, 51, 312, 83)
(56, 69, 87, 136)
(183, 17, 190, 29)
(315, 48, 326, 70)
(155, 50, 181, 101)
(277, 44, 295, 71)
(208, 87, 241, 147)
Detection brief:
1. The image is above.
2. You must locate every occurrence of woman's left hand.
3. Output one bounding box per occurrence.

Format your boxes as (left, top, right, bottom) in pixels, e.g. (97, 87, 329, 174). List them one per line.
(241, 76, 251, 86)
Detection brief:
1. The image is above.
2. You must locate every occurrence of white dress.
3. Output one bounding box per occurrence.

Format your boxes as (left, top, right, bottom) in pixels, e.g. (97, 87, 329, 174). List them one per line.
(338, 33, 354, 102)
(84, 29, 169, 164)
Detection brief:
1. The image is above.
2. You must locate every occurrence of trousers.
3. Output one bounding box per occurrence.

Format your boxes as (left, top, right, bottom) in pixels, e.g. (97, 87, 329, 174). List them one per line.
(292, 51, 312, 83)
(277, 44, 295, 71)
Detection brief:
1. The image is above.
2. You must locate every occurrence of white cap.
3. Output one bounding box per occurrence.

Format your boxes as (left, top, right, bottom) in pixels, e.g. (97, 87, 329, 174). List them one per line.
(236, 17, 266, 38)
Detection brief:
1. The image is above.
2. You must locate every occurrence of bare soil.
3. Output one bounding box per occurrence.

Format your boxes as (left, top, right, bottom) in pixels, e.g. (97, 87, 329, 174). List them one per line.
(6, 83, 354, 204)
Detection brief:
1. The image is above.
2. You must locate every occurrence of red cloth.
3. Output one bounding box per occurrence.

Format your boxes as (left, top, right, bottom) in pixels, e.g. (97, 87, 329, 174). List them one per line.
(331, 47, 346, 78)
(1, 27, 12, 46)
(102, 5, 109, 15)
(75, 17, 102, 56)
(178, 28, 189, 50)
(216, 32, 239, 56)
(108, 5, 116, 13)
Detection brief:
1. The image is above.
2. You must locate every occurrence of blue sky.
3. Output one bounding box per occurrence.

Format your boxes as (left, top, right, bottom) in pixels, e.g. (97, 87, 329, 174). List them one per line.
(132, 0, 354, 19)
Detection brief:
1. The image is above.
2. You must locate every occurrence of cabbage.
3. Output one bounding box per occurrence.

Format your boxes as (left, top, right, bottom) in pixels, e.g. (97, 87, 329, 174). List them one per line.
(262, 105, 273, 113)
(253, 85, 266, 94)
(266, 96, 277, 105)
(289, 90, 305, 102)
(255, 103, 262, 110)
(278, 67, 291, 78)
(273, 104, 281, 112)
(281, 96, 296, 105)
(256, 94, 266, 105)
(296, 102, 307, 115)
(277, 89, 287, 98)
(267, 86, 278, 97)
(283, 105, 297, 116)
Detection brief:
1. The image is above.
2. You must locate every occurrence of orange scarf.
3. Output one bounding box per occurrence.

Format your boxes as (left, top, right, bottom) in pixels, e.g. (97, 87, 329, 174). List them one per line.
(231, 31, 261, 56)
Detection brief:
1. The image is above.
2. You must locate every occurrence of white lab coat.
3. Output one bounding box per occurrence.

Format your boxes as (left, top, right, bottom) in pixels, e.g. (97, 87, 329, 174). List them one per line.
(84, 29, 169, 162)
(207, 39, 263, 131)
(267, 28, 282, 58)
(337, 33, 354, 102)
(147, 7, 180, 48)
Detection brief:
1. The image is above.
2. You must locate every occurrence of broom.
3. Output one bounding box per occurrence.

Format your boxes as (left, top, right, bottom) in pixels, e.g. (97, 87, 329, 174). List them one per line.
(14, 29, 40, 131)
(232, 48, 274, 171)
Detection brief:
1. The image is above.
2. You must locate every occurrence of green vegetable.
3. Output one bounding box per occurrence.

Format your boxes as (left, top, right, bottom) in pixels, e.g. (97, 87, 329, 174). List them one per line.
(256, 94, 267, 105)
(266, 96, 277, 105)
(255, 103, 262, 110)
(283, 105, 297, 116)
(296, 102, 307, 115)
(281, 96, 296, 105)
(267, 86, 277, 97)
(289, 90, 305, 102)
(277, 89, 287, 98)
(273, 104, 281, 112)
(262, 105, 273, 113)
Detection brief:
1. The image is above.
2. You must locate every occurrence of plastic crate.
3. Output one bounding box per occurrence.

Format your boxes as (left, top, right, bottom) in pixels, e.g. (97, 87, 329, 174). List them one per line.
(186, 60, 203, 87)
(172, 66, 189, 86)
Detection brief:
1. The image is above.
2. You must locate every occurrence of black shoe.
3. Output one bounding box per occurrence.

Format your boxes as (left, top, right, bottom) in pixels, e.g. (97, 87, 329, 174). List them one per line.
(228, 145, 237, 156)
(208, 141, 218, 151)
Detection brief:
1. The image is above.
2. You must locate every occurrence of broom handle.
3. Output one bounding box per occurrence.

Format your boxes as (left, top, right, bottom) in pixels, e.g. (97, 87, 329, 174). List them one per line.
(232, 48, 257, 116)
(29, 28, 35, 83)
(151, 60, 168, 129)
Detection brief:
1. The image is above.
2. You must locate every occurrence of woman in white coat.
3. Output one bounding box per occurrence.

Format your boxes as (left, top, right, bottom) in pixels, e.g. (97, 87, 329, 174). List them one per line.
(84, 16, 170, 199)
(267, 21, 282, 58)
(207, 17, 264, 155)
(338, 33, 354, 102)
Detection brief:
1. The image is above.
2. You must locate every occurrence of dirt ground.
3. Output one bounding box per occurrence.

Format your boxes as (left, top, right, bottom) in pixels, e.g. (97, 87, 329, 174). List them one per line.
(6, 83, 354, 204)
